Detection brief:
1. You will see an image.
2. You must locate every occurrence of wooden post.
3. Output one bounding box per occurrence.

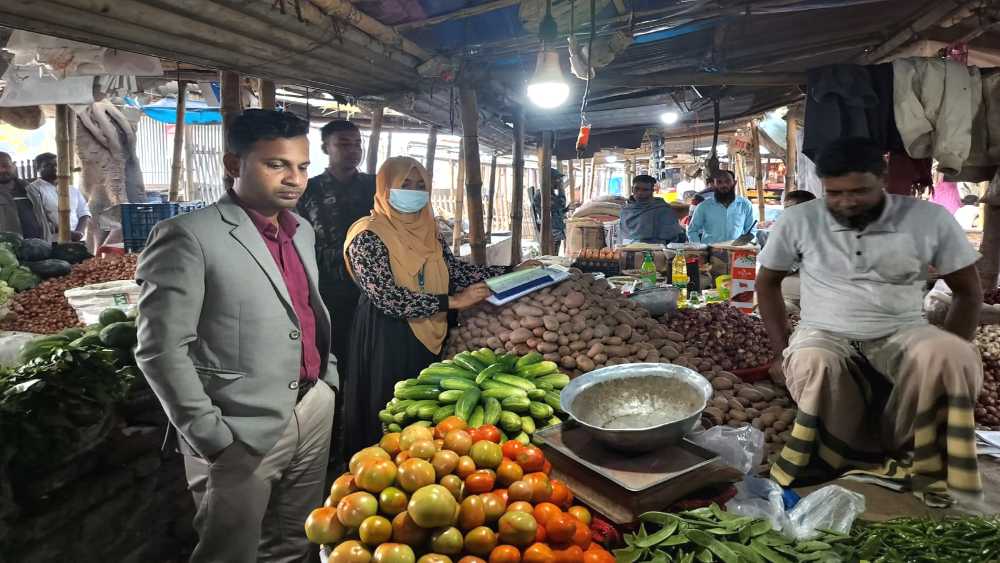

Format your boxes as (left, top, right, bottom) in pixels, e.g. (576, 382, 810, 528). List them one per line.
(452, 139, 466, 255)
(425, 125, 437, 187)
(510, 106, 525, 265)
(567, 159, 577, 204)
(184, 127, 196, 200)
(260, 79, 276, 110)
(981, 205, 1000, 290)
(625, 159, 634, 196)
(539, 131, 553, 256)
(220, 71, 241, 153)
(367, 104, 384, 175)
(386, 131, 393, 160)
(785, 111, 798, 193)
(486, 153, 498, 241)
(459, 83, 486, 265)
(55, 105, 72, 242)
(168, 80, 188, 202)
(588, 156, 598, 201)
(751, 120, 766, 222)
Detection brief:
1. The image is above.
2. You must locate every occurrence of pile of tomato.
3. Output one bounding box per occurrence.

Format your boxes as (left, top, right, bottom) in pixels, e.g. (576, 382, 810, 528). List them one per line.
(306, 417, 615, 563)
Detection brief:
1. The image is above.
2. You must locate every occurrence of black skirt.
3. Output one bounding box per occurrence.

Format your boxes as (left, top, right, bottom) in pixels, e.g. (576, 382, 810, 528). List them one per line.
(338, 294, 440, 462)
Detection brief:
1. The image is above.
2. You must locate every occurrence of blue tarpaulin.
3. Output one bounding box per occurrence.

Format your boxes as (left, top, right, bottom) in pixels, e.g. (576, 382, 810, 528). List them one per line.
(127, 96, 222, 125)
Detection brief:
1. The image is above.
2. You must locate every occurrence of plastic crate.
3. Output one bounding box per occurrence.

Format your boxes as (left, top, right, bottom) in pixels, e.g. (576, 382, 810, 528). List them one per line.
(121, 203, 179, 253)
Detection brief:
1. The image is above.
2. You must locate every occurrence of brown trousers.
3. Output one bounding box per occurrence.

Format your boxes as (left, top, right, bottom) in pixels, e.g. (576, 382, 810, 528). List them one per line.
(772, 325, 982, 495)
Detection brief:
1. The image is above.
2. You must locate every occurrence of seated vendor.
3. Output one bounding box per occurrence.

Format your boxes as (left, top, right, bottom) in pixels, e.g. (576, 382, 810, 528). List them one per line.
(756, 137, 983, 506)
(776, 190, 817, 314)
(619, 174, 686, 244)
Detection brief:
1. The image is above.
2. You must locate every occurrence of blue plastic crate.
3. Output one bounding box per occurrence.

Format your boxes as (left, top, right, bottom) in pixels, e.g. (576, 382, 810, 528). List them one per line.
(121, 203, 179, 253)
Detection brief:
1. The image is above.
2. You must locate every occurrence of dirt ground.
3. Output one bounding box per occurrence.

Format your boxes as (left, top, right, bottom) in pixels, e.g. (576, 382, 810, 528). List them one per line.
(794, 457, 1000, 521)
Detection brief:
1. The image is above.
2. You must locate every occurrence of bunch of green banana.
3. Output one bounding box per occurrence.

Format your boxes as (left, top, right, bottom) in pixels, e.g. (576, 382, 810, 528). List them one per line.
(380, 349, 570, 444)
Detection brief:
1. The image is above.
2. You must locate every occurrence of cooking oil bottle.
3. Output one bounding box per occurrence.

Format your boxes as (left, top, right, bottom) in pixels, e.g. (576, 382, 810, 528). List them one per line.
(672, 252, 688, 307)
(640, 251, 657, 288)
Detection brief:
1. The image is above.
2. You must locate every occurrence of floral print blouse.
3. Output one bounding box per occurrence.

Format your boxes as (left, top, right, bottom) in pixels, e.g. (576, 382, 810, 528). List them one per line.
(347, 231, 508, 319)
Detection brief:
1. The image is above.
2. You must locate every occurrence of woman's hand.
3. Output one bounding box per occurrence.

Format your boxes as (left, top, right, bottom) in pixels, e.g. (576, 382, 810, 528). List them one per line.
(449, 282, 492, 310)
(513, 259, 543, 271)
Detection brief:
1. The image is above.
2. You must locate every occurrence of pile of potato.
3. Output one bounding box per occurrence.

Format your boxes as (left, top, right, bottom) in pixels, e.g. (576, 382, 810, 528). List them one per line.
(447, 274, 683, 375)
(974, 325, 1000, 429)
(698, 370, 797, 460)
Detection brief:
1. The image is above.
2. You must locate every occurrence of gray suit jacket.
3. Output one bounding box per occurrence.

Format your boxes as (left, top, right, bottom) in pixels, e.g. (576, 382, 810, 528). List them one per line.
(135, 194, 336, 459)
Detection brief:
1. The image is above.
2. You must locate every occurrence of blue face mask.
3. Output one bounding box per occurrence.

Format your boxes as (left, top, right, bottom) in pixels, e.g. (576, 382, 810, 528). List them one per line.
(389, 188, 429, 213)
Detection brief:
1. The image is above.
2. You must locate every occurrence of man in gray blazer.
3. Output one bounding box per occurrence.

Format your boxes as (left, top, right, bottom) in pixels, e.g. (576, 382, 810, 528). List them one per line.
(136, 109, 337, 563)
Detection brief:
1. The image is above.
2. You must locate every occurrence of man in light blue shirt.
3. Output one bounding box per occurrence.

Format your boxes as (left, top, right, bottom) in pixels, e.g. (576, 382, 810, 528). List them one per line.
(686, 170, 757, 244)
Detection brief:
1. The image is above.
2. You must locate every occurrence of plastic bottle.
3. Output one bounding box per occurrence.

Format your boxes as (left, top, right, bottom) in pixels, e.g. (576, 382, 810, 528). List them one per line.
(672, 252, 688, 306)
(640, 251, 657, 288)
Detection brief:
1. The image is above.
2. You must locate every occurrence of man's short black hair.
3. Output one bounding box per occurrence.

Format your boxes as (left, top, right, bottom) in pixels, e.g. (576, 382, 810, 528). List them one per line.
(784, 190, 816, 205)
(227, 109, 309, 156)
(34, 152, 56, 167)
(962, 194, 980, 206)
(815, 137, 886, 178)
(632, 174, 657, 187)
(709, 169, 736, 181)
(320, 119, 359, 144)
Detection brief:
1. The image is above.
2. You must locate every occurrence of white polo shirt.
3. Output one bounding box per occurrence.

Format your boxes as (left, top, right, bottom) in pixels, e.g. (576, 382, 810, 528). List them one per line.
(759, 195, 979, 340)
(27, 178, 91, 235)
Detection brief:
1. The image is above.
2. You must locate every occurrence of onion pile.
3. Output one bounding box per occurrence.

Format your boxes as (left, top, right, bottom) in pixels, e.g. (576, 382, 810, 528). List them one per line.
(1, 255, 139, 334)
(659, 304, 775, 371)
(974, 325, 1000, 429)
(984, 287, 1000, 305)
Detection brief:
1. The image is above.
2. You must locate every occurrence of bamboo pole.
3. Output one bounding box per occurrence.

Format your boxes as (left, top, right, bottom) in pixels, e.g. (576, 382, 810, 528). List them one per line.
(367, 104, 384, 175)
(510, 106, 525, 265)
(168, 80, 188, 202)
(184, 125, 195, 200)
(260, 79, 276, 110)
(607, 71, 807, 87)
(567, 159, 577, 204)
(453, 140, 466, 255)
(486, 153, 498, 241)
(858, 0, 967, 63)
(588, 156, 598, 201)
(785, 111, 799, 193)
(221, 71, 241, 189)
(55, 105, 72, 243)
(425, 125, 438, 186)
(539, 132, 554, 256)
(459, 84, 486, 265)
(751, 121, 766, 222)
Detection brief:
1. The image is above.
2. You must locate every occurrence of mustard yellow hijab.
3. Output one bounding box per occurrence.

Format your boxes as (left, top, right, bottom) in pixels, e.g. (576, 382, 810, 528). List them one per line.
(345, 157, 449, 354)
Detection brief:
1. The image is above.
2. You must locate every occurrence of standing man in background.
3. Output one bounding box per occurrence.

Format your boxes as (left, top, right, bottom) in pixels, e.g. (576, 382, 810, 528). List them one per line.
(28, 152, 92, 242)
(686, 169, 757, 244)
(0, 151, 46, 238)
(530, 168, 568, 254)
(297, 120, 376, 375)
(136, 110, 336, 563)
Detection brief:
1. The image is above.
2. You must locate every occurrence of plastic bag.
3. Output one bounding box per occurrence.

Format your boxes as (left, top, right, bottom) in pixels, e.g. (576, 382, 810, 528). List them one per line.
(727, 476, 789, 532)
(923, 279, 1000, 326)
(688, 424, 765, 474)
(785, 485, 866, 540)
(63, 279, 140, 325)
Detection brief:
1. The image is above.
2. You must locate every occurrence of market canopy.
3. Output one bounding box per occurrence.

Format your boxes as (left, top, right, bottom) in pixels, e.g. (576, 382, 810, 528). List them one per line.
(128, 96, 222, 125)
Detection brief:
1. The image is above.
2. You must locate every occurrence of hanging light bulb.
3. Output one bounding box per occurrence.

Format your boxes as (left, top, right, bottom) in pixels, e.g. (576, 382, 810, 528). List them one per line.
(605, 154, 618, 163)
(527, 51, 570, 108)
(660, 111, 680, 125)
(527, 0, 568, 109)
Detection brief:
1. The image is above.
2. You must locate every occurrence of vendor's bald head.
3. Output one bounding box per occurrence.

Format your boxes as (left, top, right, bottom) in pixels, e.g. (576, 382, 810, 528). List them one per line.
(632, 174, 657, 201)
(0, 152, 16, 184)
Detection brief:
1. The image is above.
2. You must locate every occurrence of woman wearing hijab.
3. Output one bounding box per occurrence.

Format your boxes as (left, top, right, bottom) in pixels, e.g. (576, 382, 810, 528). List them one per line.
(342, 157, 537, 455)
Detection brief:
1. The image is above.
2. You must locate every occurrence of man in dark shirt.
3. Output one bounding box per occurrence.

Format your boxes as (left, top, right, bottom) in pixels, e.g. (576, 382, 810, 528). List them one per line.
(297, 120, 376, 374)
(0, 151, 45, 238)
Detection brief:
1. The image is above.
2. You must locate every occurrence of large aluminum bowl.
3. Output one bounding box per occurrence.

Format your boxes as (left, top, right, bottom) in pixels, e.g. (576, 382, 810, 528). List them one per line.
(560, 363, 712, 453)
(629, 286, 679, 316)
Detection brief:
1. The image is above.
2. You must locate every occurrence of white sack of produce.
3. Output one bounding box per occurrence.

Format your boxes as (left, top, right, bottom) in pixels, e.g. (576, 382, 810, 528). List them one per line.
(448, 273, 678, 375)
(924, 279, 1000, 326)
(64, 279, 140, 326)
(571, 200, 622, 219)
(0, 331, 40, 367)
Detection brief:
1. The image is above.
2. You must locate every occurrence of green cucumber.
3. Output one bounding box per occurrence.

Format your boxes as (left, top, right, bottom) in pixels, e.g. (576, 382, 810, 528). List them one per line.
(501, 395, 531, 413)
(546, 416, 563, 427)
(468, 405, 485, 427)
(527, 389, 546, 400)
(438, 389, 464, 403)
(535, 373, 570, 390)
(471, 348, 497, 366)
(453, 352, 487, 373)
(433, 404, 457, 424)
(520, 416, 537, 435)
(543, 390, 563, 412)
(498, 353, 518, 371)
(455, 387, 482, 421)
(514, 432, 531, 445)
(395, 385, 442, 400)
(499, 411, 522, 434)
(420, 365, 477, 379)
(516, 360, 558, 378)
(389, 399, 414, 414)
(387, 423, 402, 433)
(493, 374, 536, 391)
(515, 351, 543, 370)
(406, 399, 439, 419)
(483, 397, 502, 425)
(378, 409, 396, 423)
(475, 363, 506, 385)
(416, 373, 446, 386)
(529, 401, 554, 420)
(417, 403, 440, 420)
(441, 378, 480, 391)
(482, 386, 528, 399)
